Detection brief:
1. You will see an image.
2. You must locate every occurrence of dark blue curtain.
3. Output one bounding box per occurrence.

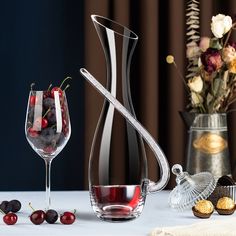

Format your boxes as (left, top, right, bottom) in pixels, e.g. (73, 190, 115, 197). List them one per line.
(0, 0, 84, 190)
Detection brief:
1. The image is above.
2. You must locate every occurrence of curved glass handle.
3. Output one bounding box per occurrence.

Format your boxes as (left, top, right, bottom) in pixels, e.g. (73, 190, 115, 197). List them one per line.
(80, 68, 170, 193)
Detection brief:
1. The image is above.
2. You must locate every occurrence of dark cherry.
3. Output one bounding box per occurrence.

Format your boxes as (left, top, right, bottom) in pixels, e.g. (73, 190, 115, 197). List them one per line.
(28, 128, 39, 138)
(43, 91, 51, 99)
(45, 209, 58, 224)
(43, 97, 55, 109)
(0, 201, 11, 214)
(9, 200, 21, 213)
(3, 213, 18, 225)
(46, 109, 56, 125)
(60, 212, 76, 225)
(51, 87, 63, 98)
(30, 210, 46, 225)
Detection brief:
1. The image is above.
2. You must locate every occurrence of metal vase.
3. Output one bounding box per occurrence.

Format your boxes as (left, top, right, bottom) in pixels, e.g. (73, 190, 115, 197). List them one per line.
(185, 113, 231, 178)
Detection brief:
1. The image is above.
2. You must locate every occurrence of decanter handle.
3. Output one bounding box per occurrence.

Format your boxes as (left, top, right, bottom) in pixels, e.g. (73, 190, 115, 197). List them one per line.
(80, 68, 170, 193)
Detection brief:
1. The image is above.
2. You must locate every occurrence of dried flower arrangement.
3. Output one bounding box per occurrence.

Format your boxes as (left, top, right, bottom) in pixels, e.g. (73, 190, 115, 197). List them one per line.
(167, 7, 236, 113)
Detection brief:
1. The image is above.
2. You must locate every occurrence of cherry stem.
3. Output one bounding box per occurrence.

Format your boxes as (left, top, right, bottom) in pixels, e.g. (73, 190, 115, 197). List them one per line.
(43, 108, 51, 118)
(27, 121, 33, 126)
(73, 209, 76, 215)
(29, 202, 35, 212)
(0, 209, 5, 215)
(30, 83, 35, 91)
(47, 84, 52, 91)
(51, 124, 56, 129)
(63, 84, 70, 92)
(59, 77, 72, 89)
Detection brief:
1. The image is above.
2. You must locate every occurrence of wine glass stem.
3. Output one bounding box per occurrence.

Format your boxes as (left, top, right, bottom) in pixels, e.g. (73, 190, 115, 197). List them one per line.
(45, 159, 52, 210)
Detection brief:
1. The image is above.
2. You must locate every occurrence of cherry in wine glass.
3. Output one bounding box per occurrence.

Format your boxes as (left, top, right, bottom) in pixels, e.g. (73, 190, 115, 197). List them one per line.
(25, 81, 71, 209)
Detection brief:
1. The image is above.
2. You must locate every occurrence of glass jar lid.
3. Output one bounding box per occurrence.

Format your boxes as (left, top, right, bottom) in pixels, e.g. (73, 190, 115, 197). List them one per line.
(168, 164, 216, 210)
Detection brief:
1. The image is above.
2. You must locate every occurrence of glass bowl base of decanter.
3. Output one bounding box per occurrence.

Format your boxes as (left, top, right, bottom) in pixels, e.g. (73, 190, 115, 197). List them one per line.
(90, 184, 145, 222)
(93, 205, 143, 222)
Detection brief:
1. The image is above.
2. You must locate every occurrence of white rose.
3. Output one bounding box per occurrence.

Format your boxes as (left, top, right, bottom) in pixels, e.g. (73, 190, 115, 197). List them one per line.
(211, 14, 232, 38)
(191, 92, 203, 106)
(188, 76, 203, 93)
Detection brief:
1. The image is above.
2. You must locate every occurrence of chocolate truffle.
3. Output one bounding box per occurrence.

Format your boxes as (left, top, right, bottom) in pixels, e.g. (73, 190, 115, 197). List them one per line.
(192, 200, 214, 218)
(216, 197, 235, 215)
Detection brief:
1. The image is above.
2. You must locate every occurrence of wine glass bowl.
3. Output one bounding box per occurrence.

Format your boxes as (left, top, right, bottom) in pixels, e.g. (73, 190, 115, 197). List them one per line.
(25, 89, 71, 208)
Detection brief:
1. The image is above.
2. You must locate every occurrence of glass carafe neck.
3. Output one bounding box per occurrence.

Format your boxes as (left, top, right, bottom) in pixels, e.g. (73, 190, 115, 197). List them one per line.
(91, 15, 138, 104)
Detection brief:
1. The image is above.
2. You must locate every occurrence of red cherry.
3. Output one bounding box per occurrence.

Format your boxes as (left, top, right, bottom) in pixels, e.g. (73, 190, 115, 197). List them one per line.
(3, 213, 18, 225)
(30, 210, 45, 225)
(60, 212, 76, 225)
(63, 127, 69, 136)
(28, 128, 39, 138)
(51, 87, 63, 98)
(34, 117, 48, 129)
(61, 107, 65, 115)
(41, 118, 48, 128)
(29, 96, 37, 106)
(62, 118, 67, 127)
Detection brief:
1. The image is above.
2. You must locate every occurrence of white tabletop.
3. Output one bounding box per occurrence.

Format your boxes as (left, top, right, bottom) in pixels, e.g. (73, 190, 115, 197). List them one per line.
(0, 191, 233, 236)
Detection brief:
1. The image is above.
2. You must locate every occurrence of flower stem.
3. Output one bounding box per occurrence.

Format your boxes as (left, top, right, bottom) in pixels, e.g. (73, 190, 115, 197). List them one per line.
(173, 62, 189, 92)
(223, 22, 236, 48)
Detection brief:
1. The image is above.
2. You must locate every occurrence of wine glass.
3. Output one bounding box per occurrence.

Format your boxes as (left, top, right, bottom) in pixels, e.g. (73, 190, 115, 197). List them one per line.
(25, 89, 71, 209)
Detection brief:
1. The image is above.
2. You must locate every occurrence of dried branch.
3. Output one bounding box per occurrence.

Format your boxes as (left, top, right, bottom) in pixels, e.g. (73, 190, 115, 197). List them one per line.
(186, 0, 200, 80)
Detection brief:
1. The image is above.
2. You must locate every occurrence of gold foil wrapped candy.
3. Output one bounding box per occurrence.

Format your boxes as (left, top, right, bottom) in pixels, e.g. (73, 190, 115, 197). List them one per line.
(192, 200, 214, 218)
(216, 197, 235, 215)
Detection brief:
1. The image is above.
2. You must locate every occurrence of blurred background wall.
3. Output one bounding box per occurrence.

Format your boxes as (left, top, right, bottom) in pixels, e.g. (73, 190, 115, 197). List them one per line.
(0, 0, 84, 190)
(1, 0, 236, 190)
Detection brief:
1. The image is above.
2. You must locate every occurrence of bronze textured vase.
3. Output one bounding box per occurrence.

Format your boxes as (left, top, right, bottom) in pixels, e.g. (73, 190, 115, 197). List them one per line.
(183, 113, 231, 178)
